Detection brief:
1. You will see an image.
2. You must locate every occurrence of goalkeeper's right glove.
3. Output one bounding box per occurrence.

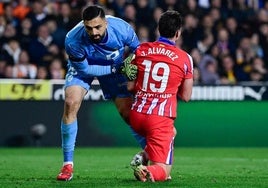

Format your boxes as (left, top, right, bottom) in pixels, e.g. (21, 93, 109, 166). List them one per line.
(121, 54, 137, 81)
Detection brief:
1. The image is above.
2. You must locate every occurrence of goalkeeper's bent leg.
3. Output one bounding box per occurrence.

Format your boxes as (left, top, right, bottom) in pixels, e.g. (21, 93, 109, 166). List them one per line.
(130, 126, 146, 149)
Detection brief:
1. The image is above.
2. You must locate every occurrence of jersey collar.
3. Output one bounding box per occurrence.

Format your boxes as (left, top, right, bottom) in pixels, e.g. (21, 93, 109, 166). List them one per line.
(157, 36, 175, 46)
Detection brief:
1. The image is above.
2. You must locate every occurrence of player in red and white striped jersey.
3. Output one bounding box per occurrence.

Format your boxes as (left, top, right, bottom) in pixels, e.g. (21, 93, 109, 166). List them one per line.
(128, 10, 193, 182)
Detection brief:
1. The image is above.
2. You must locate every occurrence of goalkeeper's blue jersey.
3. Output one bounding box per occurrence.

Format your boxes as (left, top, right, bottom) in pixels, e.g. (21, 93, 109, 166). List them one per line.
(65, 15, 140, 66)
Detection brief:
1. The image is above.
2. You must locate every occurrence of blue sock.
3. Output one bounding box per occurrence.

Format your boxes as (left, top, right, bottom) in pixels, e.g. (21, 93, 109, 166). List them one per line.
(129, 127, 146, 149)
(61, 120, 78, 162)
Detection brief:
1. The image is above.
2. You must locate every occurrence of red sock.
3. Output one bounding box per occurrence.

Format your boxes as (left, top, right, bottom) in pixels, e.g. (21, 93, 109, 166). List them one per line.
(147, 165, 166, 181)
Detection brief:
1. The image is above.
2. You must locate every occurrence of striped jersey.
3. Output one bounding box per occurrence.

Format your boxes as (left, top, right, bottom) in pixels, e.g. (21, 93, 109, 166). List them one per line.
(131, 38, 193, 118)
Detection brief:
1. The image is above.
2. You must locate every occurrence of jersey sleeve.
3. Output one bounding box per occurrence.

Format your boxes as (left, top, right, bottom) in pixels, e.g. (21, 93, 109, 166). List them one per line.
(65, 41, 86, 62)
(113, 17, 140, 53)
(184, 53, 194, 79)
(124, 24, 140, 53)
(65, 40, 112, 76)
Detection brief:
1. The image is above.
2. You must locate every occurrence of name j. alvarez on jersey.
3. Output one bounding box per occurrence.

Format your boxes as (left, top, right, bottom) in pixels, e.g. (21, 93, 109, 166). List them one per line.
(140, 46, 179, 61)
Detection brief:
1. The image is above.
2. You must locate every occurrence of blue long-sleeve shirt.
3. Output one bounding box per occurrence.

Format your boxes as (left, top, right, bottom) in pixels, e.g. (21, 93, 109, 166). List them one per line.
(65, 15, 140, 76)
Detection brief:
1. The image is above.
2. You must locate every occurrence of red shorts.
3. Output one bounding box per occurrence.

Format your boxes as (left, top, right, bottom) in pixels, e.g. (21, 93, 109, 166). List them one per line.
(129, 110, 175, 165)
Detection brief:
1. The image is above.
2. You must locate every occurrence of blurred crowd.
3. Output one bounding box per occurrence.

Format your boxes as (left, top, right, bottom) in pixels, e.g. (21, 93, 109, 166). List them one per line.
(0, 0, 267, 85)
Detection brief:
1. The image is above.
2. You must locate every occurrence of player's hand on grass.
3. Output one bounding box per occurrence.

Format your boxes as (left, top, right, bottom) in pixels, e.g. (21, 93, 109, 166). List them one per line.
(121, 54, 137, 81)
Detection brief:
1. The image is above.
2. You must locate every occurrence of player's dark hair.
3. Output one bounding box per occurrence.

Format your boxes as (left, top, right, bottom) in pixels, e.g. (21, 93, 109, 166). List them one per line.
(158, 10, 182, 38)
(82, 5, 105, 21)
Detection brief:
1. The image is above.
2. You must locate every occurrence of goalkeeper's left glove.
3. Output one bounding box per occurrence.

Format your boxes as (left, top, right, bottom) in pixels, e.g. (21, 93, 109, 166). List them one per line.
(121, 54, 137, 81)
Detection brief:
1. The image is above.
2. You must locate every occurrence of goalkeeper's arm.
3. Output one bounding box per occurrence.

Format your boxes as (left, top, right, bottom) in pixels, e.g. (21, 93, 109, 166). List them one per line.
(70, 58, 123, 77)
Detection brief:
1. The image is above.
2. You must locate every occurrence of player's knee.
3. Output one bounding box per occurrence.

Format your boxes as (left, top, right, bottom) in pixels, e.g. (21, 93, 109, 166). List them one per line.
(64, 96, 82, 118)
(65, 97, 80, 109)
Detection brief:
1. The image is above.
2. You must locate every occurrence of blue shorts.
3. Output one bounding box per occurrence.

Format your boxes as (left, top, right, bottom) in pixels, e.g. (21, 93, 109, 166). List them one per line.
(65, 69, 131, 100)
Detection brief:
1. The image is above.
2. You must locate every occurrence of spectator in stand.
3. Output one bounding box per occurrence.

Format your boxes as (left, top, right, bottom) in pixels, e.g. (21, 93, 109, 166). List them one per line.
(107, 0, 127, 18)
(136, 25, 150, 42)
(250, 57, 268, 82)
(229, 0, 256, 35)
(134, 0, 153, 26)
(43, 0, 59, 16)
(0, 56, 7, 78)
(0, 15, 6, 38)
(190, 48, 203, 68)
(189, 48, 204, 87)
(196, 32, 214, 55)
(181, 13, 199, 52)
(104, 7, 115, 17)
(1, 38, 21, 66)
(225, 16, 245, 51)
(12, 0, 31, 21)
(2, 2, 20, 28)
(193, 66, 202, 85)
(199, 54, 220, 85)
(148, 6, 163, 41)
(249, 69, 265, 83)
(198, 0, 210, 10)
(215, 27, 235, 57)
(45, 16, 67, 50)
(219, 54, 238, 84)
(208, 7, 223, 32)
(56, 2, 79, 32)
(10, 50, 37, 79)
(17, 17, 33, 50)
(235, 36, 256, 79)
(264, 1, 268, 11)
(156, 0, 180, 12)
(25, 0, 48, 31)
(35, 65, 49, 79)
(48, 57, 65, 79)
(180, 0, 204, 18)
(258, 23, 268, 63)
(4, 64, 14, 78)
(0, 3, 3, 15)
(122, 3, 136, 24)
(250, 33, 264, 58)
(28, 23, 58, 66)
(252, 8, 268, 48)
(210, 0, 229, 19)
(196, 13, 217, 42)
(0, 22, 17, 45)
(256, 8, 268, 24)
(208, 43, 221, 61)
(246, 0, 265, 11)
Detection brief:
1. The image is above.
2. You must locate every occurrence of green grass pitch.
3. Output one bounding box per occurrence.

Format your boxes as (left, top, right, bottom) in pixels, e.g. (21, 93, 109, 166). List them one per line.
(0, 147, 267, 188)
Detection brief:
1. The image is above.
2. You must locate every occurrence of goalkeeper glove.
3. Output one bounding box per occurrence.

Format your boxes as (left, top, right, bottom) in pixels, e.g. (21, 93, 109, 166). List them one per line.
(121, 54, 137, 81)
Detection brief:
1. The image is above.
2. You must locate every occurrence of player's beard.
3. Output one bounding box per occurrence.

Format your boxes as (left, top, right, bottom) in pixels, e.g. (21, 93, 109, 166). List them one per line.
(89, 33, 105, 43)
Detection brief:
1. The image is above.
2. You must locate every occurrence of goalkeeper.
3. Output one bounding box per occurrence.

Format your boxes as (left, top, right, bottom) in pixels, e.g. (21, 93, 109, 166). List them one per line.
(56, 5, 145, 181)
